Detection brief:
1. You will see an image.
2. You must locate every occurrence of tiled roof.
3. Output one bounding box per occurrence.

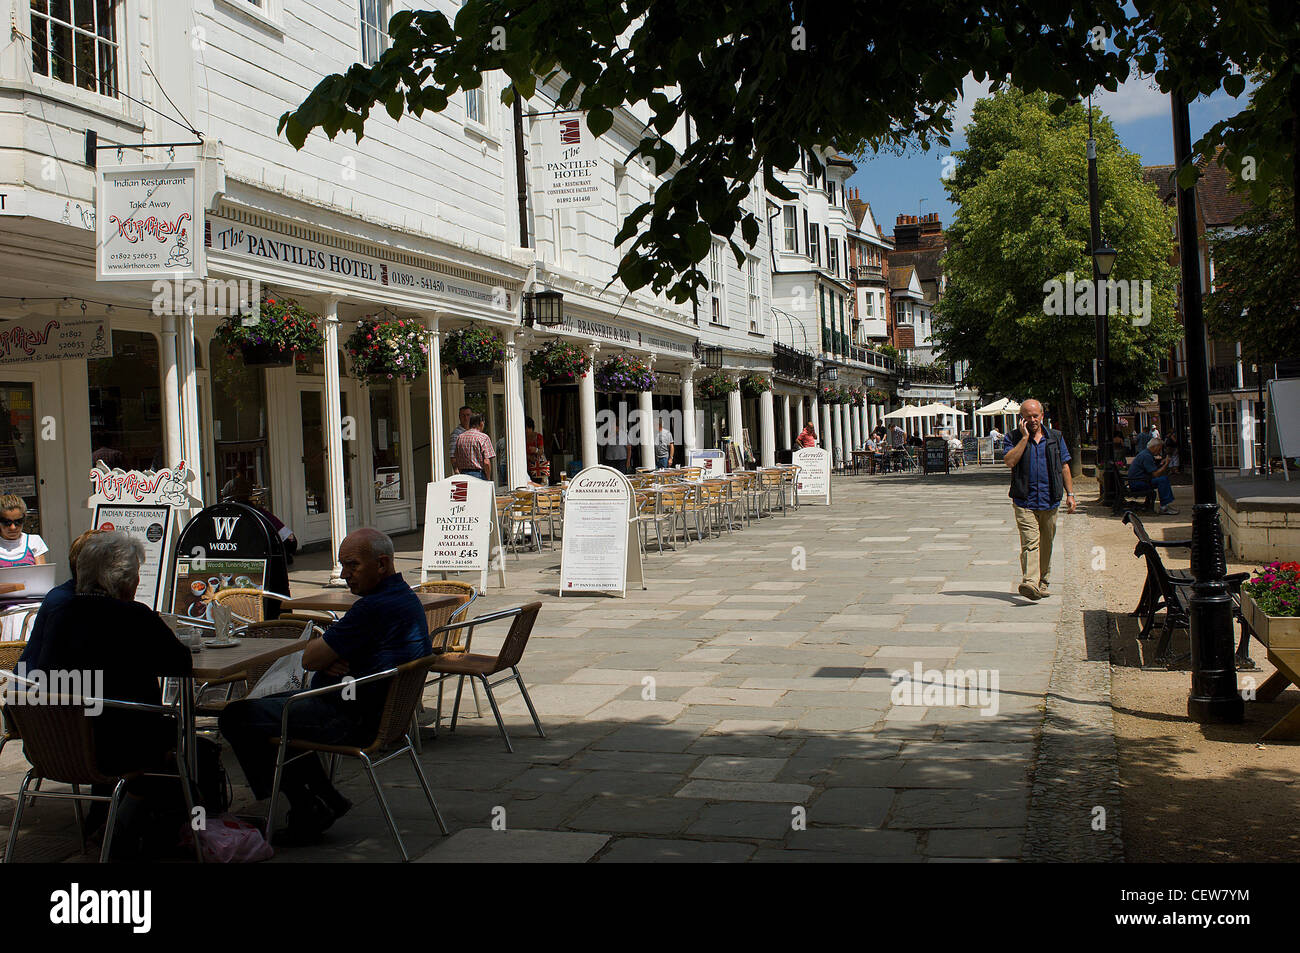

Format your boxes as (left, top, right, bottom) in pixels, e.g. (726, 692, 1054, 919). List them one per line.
(1141, 149, 1250, 227)
(888, 264, 915, 290)
(890, 248, 944, 283)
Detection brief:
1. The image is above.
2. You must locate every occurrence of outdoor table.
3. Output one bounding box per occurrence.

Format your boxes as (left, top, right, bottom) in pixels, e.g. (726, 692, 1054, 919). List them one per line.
(281, 589, 459, 615)
(0, 583, 25, 595)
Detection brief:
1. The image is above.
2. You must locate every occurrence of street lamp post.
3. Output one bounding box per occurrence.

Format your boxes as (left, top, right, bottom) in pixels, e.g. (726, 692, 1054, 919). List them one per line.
(1171, 90, 1243, 724)
(1093, 242, 1118, 501)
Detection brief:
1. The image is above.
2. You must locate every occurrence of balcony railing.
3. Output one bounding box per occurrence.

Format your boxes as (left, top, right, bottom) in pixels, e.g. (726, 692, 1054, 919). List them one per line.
(851, 265, 884, 282)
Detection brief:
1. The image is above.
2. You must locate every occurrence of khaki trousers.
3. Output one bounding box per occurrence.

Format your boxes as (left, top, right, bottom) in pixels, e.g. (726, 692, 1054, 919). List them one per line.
(1013, 505, 1058, 587)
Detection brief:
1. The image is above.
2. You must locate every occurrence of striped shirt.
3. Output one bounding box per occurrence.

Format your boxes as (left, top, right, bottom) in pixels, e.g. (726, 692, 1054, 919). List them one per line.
(453, 429, 496, 473)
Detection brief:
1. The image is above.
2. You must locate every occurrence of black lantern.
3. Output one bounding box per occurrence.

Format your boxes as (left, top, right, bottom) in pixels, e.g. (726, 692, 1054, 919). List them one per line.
(701, 345, 724, 369)
(819, 363, 839, 383)
(1091, 244, 1118, 279)
(525, 289, 565, 327)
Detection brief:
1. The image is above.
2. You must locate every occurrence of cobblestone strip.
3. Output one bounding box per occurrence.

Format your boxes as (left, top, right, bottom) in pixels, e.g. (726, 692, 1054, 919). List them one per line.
(1024, 509, 1125, 861)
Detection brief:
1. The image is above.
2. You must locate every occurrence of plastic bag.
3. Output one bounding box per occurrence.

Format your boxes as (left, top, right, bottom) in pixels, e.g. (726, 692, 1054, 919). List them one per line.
(245, 622, 313, 699)
(190, 813, 274, 863)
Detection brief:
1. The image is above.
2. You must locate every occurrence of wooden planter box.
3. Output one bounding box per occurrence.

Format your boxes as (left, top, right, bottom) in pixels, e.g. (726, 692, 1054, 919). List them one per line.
(1242, 593, 1300, 649)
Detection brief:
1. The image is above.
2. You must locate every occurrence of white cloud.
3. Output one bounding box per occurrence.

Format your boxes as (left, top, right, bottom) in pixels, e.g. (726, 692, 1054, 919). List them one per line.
(952, 75, 993, 136)
(1093, 75, 1167, 122)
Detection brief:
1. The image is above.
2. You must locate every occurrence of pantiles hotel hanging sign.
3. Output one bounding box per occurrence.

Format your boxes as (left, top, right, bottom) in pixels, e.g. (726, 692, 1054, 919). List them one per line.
(205, 212, 514, 313)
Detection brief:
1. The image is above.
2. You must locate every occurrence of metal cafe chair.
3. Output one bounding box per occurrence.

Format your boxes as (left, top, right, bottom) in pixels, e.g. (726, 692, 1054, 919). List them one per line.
(426, 604, 546, 754)
(2, 675, 202, 864)
(264, 655, 449, 861)
(211, 587, 295, 625)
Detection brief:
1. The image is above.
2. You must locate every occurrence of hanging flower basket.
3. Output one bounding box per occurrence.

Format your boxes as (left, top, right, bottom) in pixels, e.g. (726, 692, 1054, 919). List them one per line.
(819, 384, 846, 405)
(525, 340, 590, 385)
(847, 385, 866, 403)
(867, 388, 890, 404)
(346, 316, 429, 386)
(697, 372, 737, 401)
(739, 374, 772, 399)
(441, 326, 505, 379)
(215, 296, 322, 367)
(594, 354, 656, 392)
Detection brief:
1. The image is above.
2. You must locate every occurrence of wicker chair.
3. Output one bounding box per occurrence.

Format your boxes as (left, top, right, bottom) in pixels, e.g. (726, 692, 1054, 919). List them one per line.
(211, 588, 293, 624)
(427, 604, 544, 753)
(0, 604, 40, 642)
(3, 687, 200, 863)
(264, 654, 449, 861)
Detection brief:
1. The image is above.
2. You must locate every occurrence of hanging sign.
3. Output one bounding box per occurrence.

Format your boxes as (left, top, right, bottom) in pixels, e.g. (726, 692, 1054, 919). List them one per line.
(0, 317, 111, 366)
(96, 161, 204, 281)
(88, 461, 201, 611)
(792, 447, 831, 504)
(537, 115, 600, 210)
(688, 448, 726, 477)
(421, 476, 505, 591)
(559, 466, 643, 597)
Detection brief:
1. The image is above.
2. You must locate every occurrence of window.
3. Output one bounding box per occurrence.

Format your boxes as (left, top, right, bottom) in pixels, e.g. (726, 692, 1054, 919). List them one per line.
(466, 85, 485, 124)
(370, 382, 404, 502)
(210, 339, 273, 511)
(895, 300, 911, 325)
(360, 0, 391, 66)
(827, 181, 837, 206)
(782, 206, 798, 252)
(747, 257, 760, 333)
(865, 294, 873, 317)
(30, 0, 121, 97)
(709, 241, 726, 325)
(89, 331, 162, 473)
(828, 230, 839, 275)
(808, 221, 820, 266)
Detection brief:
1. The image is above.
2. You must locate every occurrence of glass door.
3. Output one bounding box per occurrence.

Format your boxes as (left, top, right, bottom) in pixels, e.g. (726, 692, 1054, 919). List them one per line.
(294, 385, 356, 543)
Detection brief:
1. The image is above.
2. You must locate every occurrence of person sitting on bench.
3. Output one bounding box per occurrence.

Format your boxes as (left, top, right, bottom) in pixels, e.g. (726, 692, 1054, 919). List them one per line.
(1127, 438, 1178, 516)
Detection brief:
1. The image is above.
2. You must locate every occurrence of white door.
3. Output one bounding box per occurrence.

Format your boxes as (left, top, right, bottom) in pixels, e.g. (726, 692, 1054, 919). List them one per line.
(0, 365, 69, 572)
(291, 383, 358, 545)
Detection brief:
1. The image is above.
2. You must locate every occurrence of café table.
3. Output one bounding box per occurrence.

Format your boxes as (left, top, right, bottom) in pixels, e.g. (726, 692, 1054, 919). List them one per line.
(280, 589, 459, 616)
(0, 583, 25, 595)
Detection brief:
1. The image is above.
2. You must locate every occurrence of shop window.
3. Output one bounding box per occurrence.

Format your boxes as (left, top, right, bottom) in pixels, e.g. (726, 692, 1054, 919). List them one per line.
(0, 383, 40, 534)
(30, 0, 120, 97)
(89, 331, 163, 472)
(359, 0, 390, 66)
(209, 339, 273, 509)
(369, 382, 404, 502)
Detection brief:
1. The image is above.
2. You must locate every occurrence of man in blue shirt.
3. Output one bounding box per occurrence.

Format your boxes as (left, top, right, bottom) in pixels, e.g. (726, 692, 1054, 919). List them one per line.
(1003, 399, 1076, 601)
(1127, 438, 1178, 515)
(220, 528, 430, 844)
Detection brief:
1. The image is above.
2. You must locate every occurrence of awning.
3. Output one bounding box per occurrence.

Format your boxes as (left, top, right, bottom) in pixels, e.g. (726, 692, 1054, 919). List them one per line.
(975, 398, 1021, 416)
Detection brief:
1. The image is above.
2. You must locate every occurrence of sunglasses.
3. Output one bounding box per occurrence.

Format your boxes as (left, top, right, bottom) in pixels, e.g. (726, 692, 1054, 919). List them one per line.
(0, 518, 23, 528)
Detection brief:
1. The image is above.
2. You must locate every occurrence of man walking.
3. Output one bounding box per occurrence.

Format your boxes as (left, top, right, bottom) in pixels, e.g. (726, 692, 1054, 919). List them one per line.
(452, 413, 496, 480)
(1002, 399, 1076, 601)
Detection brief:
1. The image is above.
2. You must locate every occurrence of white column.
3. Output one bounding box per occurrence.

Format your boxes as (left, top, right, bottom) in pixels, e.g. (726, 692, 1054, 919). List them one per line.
(680, 363, 698, 453)
(759, 383, 776, 467)
(850, 403, 861, 451)
(527, 378, 543, 431)
(726, 381, 743, 450)
(177, 310, 202, 512)
(780, 393, 792, 451)
(1238, 396, 1255, 476)
(426, 318, 446, 481)
(579, 343, 599, 472)
(160, 314, 183, 470)
(638, 387, 655, 470)
(809, 397, 819, 445)
(504, 331, 528, 487)
(822, 402, 834, 462)
(322, 297, 348, 583)
(794, 395, 805, 443)
(833, 404, 845, 464)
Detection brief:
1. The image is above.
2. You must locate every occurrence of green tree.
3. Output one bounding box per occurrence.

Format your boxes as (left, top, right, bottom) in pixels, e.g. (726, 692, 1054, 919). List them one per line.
(931, 90, 1181, 473)
(1205, 179, 1300, 365)
(276, 1, 1300, 303)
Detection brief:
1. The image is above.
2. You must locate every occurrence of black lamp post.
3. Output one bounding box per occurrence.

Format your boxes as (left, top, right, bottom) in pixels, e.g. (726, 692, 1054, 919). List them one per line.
(1171, 90, 1243, 724)
(1093, 242, 1118, 500)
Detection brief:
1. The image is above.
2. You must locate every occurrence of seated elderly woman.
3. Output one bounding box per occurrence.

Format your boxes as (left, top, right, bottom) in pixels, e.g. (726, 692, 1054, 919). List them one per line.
(27, 532, 193, 853)
(19, 529, 102, 665)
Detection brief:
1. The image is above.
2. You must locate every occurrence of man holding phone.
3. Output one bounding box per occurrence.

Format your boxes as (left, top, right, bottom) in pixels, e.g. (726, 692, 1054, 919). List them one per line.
(1002, 399, 1076, 601)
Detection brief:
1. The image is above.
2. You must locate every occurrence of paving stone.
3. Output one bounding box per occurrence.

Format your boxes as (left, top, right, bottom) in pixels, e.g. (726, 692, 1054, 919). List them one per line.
(923, 829, 1024, 858)
(888, 789, 1029, 829)
(685, 802, 801, 839)
(807, 787, 894, 828)
(597, 838, 757, 863)
(566, 797, 702, 835)
(675, 780, 815, 803)
(416, 829, 609, 863)
(690, 756, 789, 782)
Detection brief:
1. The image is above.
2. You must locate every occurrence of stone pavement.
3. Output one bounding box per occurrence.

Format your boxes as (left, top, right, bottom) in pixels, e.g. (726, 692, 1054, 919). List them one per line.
(0, 466, 1122, 863)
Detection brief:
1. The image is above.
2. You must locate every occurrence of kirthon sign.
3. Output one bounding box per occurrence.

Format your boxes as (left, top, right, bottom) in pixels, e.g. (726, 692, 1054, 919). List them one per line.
(96, 162, 204, 281)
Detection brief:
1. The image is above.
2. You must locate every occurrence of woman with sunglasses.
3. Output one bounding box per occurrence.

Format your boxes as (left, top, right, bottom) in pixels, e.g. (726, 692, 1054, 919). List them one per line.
(0, 494, 47, 568)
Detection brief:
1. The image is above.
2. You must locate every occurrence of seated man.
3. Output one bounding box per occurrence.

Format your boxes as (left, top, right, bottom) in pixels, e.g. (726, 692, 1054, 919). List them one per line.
(1127, 438, 1178, 515)
(219, 528, 430, 844)
(27, 532, 193, 853)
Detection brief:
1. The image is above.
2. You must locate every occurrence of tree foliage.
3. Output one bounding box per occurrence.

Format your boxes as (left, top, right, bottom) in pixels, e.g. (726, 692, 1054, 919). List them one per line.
(1205, 179, 1300, 362)
(275, 1, 1298, 303)
(931, 90, 1181, 459)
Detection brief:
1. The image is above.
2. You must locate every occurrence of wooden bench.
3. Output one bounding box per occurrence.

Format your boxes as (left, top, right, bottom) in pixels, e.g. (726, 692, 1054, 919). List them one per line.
(1112, 460, 1155, 516)
(1122, 510, 1252, 668)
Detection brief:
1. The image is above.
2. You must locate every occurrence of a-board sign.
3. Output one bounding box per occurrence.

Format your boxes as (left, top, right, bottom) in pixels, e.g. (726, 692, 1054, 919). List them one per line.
(978, 436, 995, 463)
(1265, 378, 1300, 481)
(792, 447, 831, 504)
(421, 476, 505, 590)
(962, 435, 979, 465)
(923, 437, 950, 475)
(688, 448, 726, 477)
(175, 501, 291, 619)
(88, 460, 201, 611)
(559, 466, 645, 597)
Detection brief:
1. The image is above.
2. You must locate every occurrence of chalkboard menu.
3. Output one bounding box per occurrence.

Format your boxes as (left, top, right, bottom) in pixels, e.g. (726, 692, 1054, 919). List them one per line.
(923, 437, 950, 475)
(962, 435, 979, 465)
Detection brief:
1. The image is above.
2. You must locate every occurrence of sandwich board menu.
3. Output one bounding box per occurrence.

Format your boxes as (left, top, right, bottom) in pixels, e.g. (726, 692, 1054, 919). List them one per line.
(688, 448, 726, 477)
(792, 447, 831, 505)
(421, 476, 505, 590)
(559, 466, 644, 597)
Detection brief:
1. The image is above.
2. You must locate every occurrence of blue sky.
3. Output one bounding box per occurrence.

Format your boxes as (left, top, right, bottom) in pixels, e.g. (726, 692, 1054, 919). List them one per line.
(847, 75, 1249, 238)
